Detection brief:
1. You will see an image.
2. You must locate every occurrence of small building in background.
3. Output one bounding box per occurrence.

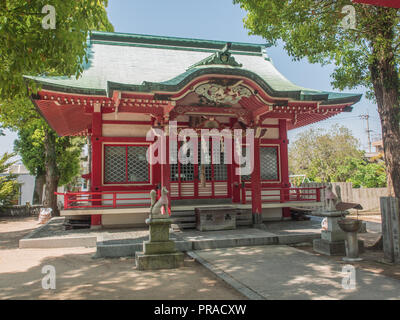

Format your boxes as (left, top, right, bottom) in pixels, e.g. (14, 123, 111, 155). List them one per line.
(6, 164, 35, 205)
(365, 140, 384, 161)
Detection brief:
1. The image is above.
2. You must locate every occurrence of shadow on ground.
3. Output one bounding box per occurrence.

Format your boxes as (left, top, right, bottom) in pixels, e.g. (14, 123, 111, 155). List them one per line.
(195, 245, 400, 300)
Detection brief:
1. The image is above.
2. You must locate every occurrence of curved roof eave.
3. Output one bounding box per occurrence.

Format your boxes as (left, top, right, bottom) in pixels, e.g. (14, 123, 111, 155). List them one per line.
(106, 67, 362, 106)
(25, 68, 362, 106)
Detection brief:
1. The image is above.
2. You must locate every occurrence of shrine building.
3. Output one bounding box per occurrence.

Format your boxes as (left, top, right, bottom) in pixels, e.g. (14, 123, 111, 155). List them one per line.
(28, 31, 361, 229)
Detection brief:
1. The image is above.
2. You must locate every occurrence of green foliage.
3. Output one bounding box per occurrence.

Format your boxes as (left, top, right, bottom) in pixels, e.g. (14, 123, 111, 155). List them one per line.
(13, 120, 45, 177)
(289, 125, 386, 187)
(0, 0, 113, 100)
(14, 119, 85, 186)
(335, 157, 387, 188)
(55, 134, 86, 186)
(233, 0, 399, 94)
(0, 0, 112, 190)
(289, 125, 363, 182)
(0, 153, 19, 206)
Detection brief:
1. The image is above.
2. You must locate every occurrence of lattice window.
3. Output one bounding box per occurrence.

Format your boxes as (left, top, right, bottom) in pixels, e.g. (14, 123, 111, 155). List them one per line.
(170, 163, 179, 182)
(169, 140, 228, 182)
(212, 142, 227, 181)
(104, 146, 126, 183)
(180, 163, 195, 181)
(240, 146, 251, 181)
(173, 142, 195, 181)
(127, 146, 149, 182)
(104, 145, 149, 184)
(199, 142, 211, 181)
(260, 147, 278, 181)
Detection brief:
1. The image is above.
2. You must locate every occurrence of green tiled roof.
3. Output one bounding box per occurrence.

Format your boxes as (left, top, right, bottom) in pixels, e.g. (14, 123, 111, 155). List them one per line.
(26, 31, 361, 105)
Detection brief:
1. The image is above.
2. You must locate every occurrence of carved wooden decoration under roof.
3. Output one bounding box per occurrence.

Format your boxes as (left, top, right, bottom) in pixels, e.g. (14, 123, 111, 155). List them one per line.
(194, 80, 253, 106)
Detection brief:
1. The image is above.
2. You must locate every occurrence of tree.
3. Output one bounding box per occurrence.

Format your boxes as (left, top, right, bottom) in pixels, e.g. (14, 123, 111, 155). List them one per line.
(0, 0, 113, 100)
(335, 157, 387, 188)
(13, 120, 45, 204)
(0, 153, 19, 207)
(0, 0, 113, 214)
(289, 125, 364, 182)
(289, 125, 387, 187)
(14, 120, 85, 207)
(234, 0, 400, 198)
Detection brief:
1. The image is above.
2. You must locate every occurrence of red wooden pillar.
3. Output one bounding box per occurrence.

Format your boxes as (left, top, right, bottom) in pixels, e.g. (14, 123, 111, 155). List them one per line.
(279, 119, 291, 219)
(161, 134, 171, 214)
(229, 118, 240, 203)
(251, 137, 262, 224)
(232, 148, 241, 203)
(279, 119, 290, 187)
(90, 103, 102, 228)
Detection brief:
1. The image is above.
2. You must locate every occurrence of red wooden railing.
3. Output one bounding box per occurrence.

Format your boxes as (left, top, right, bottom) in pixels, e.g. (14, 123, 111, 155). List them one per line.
(240, 186, 324, 204)
(55, 191, 151, 210)
(56, 186, 323, 210)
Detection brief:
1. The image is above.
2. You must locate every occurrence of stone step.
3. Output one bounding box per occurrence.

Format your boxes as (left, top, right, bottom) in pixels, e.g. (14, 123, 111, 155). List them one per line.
(171, 222, 196, 230)
(171, 210, 195, 217)
(237, 220, 252, 226)
(236, 214, 252, 220)
(170, 216, 196, 223)
(95, 233, 321, 258)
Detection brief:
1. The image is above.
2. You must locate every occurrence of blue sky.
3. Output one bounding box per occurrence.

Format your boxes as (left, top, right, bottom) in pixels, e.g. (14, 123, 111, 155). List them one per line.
(106, 0, 381, 151)
(0, 0, 381, 157)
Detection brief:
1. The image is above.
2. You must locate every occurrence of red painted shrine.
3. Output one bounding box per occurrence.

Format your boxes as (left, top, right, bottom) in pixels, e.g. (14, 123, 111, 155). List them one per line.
(29, 32, 361, 228)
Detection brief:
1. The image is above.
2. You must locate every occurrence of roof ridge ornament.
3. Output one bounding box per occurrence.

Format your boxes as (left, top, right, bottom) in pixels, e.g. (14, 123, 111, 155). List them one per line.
(187, 42, 243, 69)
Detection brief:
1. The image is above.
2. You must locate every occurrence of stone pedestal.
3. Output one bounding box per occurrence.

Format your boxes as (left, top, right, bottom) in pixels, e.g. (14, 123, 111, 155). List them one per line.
(135, 218, 184, 270)
(313, 210, 365, 256)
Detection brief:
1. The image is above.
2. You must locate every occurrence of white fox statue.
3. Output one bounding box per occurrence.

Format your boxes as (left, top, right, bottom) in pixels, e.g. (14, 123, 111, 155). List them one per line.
(149, 187, 169, 219)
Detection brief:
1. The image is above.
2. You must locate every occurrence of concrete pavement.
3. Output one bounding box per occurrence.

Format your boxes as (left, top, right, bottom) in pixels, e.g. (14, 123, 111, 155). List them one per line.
(192, 245, 400, 300)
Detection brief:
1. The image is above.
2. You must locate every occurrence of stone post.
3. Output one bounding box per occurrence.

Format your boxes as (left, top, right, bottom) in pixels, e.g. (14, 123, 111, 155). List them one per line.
(380, 197, 400, 263)
(344, 231, 361, 261)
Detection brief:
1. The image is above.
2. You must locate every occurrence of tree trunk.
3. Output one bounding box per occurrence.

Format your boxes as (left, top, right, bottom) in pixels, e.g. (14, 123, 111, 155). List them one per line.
(387, 174, 395, 197)
(369, 51, 400, 199)
(32, 173, 45, 204)
(43, 127, 60, 216)
(367, 11, 400, 198)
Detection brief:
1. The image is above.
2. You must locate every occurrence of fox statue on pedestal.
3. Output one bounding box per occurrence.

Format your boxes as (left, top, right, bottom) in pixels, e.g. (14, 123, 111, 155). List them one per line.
(149, 187, 170, 219)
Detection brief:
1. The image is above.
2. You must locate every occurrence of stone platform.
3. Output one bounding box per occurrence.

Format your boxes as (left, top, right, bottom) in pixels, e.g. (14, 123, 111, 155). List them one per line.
(135, 217, 184, 270)
(97, 222, 321, 258)
(19, 217, 337, 257)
